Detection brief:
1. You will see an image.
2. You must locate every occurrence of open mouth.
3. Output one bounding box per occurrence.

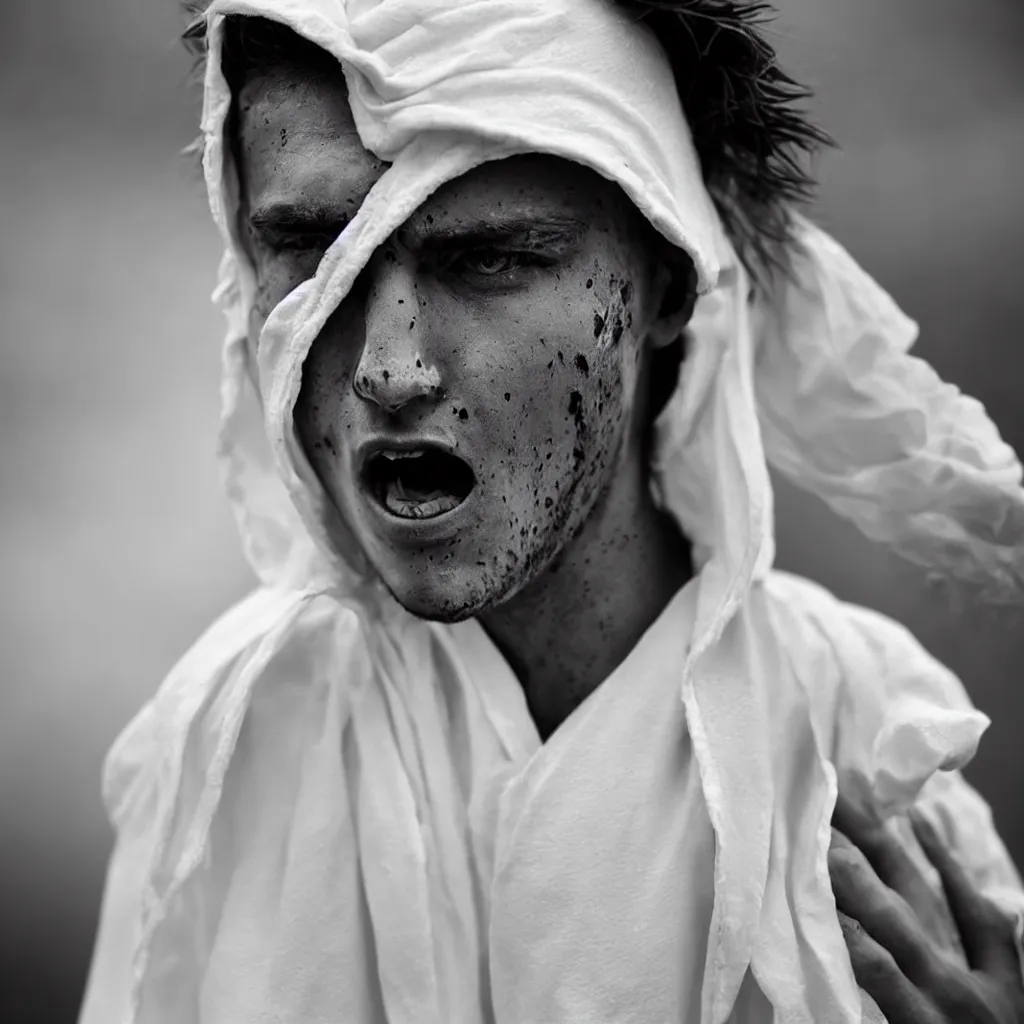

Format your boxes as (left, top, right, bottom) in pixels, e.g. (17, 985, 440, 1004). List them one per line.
(364, 447, 476, 520)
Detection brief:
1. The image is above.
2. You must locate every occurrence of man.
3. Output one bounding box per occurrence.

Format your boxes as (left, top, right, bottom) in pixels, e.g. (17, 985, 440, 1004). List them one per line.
(81, 1, 1024, 1022)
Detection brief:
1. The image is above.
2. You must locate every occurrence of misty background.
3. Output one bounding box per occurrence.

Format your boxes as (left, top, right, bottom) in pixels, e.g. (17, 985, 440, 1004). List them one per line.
(1, 1, 1021, 1020)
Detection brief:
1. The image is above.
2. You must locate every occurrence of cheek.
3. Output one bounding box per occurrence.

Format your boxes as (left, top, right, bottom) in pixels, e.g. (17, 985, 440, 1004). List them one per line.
(544, 272, 641, 502)
(508, 330, 631, 517)
(293, 316, 363, 459)
(497, 350, 628, 571)
(491, 264, 640, 473)
(566, 352, 630, 488)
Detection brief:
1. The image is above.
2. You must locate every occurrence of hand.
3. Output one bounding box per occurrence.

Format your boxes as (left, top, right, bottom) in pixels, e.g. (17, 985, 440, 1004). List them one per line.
(829, 789, 1024, 1024)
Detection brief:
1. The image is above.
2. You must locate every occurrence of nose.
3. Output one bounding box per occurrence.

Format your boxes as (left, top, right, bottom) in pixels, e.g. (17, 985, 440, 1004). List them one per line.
(353, 249, 443, 415)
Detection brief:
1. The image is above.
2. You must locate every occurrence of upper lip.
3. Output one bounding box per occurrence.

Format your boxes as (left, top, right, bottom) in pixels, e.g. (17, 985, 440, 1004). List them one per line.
(356, 436, 468, 477)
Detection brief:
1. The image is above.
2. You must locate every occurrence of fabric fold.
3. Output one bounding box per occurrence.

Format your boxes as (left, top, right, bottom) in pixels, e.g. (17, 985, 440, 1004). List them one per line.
(81, 2, 1024, 1023)
(756, 216, 1024, 602)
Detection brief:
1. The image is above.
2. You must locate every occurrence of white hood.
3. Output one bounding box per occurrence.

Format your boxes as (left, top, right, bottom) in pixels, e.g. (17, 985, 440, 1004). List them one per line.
(78, 3, 1024, 1023)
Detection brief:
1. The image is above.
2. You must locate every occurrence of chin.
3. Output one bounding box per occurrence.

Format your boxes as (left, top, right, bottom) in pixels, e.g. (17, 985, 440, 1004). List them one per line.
(379, 558, 524, 624)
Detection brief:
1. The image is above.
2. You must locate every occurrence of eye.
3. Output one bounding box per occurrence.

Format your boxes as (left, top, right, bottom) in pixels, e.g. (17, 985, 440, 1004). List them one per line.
(452, 248, 549, 278)
(464, 249, 519, 275)
(250, 217, 348, 255)
(269, 228, 340, 253)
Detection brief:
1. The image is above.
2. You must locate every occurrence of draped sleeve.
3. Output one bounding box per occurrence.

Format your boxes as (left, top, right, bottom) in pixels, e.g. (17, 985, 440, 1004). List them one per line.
(898, 766, 1024, 985)
(80, 702, 161, 1024)
(801, 579, 1024, 983)
(78, 586, 390, 1024)
(743, 570, 1005, 1023)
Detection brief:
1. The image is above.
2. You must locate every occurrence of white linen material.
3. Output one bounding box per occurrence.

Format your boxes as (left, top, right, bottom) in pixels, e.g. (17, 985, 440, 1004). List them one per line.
(80, 1, 1024, 1023)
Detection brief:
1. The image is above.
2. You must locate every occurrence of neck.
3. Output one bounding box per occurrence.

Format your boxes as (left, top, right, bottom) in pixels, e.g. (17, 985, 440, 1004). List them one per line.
(479, 454, 693, 743)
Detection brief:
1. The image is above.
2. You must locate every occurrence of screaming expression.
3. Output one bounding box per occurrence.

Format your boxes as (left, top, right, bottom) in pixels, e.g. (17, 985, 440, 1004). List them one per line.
(236, 63, 677, 621)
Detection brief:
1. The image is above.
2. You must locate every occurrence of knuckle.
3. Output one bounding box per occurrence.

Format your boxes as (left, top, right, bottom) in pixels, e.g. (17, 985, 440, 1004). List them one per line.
(875, 900, 904, 930)
(862, 952, 899, 989)
(916, 948, 959, 996)
(830, 843, 868, 876)
(853, 940, 899, 986)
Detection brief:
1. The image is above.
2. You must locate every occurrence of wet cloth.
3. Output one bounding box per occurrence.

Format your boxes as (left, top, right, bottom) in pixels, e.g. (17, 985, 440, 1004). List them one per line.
(80, 1, 1024, 1022)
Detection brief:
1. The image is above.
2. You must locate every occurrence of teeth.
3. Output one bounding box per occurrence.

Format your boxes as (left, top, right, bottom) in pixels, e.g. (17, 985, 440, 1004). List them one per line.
(380, 449, 424, 461)
(382, 480, 462, 519)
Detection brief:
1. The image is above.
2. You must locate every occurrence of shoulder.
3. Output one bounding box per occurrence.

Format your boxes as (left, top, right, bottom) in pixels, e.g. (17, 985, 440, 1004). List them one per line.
(760, 570, 968, 704)
(83, 586, 381, 1022)
(761, 571, 965, 697)
(757, 571, 988, 812)
(102, 585, 365, 829)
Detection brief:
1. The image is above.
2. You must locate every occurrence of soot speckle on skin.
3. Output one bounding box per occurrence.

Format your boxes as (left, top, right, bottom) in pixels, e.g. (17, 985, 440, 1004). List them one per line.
(282, 143, 656, 629)
(610, 316, 624, 346)
(567, 389, 586, 434)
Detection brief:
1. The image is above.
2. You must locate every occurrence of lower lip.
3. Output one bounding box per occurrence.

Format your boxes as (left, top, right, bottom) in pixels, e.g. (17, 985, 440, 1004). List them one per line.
(365, 485, 476, 541)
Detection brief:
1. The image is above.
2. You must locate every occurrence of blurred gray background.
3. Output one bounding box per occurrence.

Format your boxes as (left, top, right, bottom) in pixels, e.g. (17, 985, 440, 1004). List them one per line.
(0, 1, 1021, 1020)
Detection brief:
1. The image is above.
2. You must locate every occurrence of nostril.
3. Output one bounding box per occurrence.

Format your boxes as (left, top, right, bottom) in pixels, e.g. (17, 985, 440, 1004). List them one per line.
(353, 359, 444, 411)
(353, 374, 376, 401)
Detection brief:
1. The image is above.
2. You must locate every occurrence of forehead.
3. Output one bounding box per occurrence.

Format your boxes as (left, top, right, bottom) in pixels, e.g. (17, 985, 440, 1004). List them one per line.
(235, 63, 631, 228)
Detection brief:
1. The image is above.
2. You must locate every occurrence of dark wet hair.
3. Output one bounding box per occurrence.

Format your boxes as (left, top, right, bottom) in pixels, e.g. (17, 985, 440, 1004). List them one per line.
(180, 0, 829, 284)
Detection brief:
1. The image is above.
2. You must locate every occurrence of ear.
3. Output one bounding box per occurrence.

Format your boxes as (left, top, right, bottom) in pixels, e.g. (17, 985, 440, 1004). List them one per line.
(647, 251, 699, 350)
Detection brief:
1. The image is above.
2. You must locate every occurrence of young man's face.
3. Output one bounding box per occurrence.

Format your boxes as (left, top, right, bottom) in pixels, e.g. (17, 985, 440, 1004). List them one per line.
(236, 61, 686, 621)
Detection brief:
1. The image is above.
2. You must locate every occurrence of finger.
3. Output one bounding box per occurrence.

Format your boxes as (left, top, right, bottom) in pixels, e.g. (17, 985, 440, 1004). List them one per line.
(910, 810, 1021, 980)
(837, 911, 943, 1024)
(833, 790, 925, 906)
(829, 828, 944, 989)
(833, 790, 962, 955)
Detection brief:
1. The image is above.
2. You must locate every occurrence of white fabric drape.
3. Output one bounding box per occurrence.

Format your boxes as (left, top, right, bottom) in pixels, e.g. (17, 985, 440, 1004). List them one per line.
(80, 2, 1024, 1022)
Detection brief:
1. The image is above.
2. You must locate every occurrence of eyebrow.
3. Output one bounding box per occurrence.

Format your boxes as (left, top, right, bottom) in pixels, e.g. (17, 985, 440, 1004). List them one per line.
(247, 201, 588, 256)
(247, 198, 353, 233)
(401, 215, 588, 253)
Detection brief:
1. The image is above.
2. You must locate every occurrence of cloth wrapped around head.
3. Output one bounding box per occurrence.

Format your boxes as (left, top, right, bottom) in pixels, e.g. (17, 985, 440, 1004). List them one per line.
(195, 16, 1024, 1006)
(82, 4, 1024, 1024)
(201, 0, 1024, 621)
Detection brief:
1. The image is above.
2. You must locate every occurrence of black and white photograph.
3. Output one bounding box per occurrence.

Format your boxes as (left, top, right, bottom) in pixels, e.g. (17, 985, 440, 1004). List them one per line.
(2, 1, 1023, 1021)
